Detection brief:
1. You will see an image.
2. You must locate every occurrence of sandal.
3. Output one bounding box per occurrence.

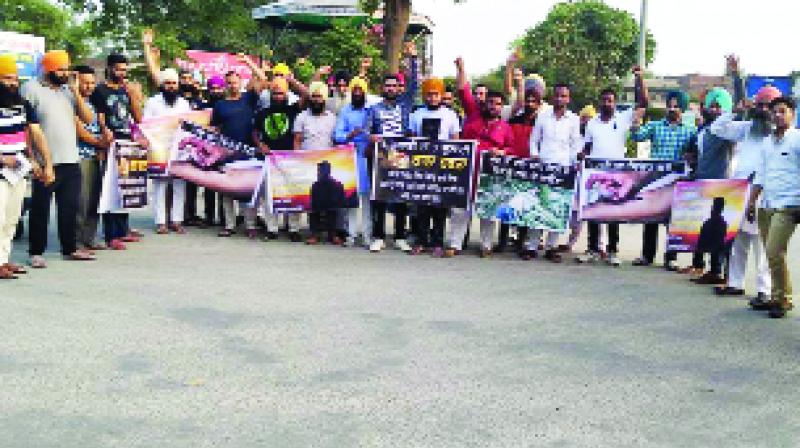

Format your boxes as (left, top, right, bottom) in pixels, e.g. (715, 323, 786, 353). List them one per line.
(0, 266, 18, 280)
(170, 223, 186, 234)
(109, 239, 127, 250)
(156, 225, 169, 234)
(63, 251, 96, 261)
(4, 263, 27, 274)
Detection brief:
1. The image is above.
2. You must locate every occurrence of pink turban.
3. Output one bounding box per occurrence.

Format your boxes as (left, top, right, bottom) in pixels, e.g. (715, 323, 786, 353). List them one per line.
(755, 86, 782, 104)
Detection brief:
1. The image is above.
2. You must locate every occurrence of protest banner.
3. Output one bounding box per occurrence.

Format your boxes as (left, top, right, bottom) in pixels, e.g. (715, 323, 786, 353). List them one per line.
(168, 121, 262, 199)
(578, 159, 690, 224)
(98, 140, 148, 213)
(0, 31, 45, 81)
(371, 138, 475, 208)
(137, 109, 211, 178)
(475, 153, 577, 232)
(667, 179, 750, 252)
(175, 51, 258, 84)
(265, 148, 358, 213)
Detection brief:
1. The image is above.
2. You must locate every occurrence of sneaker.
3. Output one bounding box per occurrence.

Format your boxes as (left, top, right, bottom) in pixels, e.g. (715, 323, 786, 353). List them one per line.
(632, 257, 652, 267)
(606, 253, 621, 267)
(576, 251, 599, 264)
(29, 255, 47, 269)
(369, 239, 385, 252)
(394, 239, 412, 252)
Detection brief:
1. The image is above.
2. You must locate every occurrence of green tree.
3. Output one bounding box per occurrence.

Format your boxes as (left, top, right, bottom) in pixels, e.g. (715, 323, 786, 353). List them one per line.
(311, 19, 386, 88)
(67, 0, 265, 61)
(360, 0, 465, 74)
(0, 0, 92, 58)
(515, 0, 655, 108)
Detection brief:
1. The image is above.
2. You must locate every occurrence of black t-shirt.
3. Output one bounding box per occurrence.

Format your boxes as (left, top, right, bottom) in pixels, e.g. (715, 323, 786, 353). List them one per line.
(253, 102, 302, 151)
(90, 83, 133, 139)
(210, 91, 258, 145)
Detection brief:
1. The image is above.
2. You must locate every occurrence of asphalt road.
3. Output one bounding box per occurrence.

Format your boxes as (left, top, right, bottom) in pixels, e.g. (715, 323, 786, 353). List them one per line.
(1, 210, 799, 447)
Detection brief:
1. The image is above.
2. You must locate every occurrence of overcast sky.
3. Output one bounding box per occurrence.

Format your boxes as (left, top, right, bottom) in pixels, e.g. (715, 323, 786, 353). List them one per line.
(413, 0, 798, 78)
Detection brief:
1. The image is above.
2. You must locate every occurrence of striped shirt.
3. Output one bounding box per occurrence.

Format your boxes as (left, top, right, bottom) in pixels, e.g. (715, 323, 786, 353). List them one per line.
(0, 100, 37, 180)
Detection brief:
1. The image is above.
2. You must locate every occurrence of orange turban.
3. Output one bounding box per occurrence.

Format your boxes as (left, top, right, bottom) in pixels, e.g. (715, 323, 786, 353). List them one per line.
(755, 86, 782, 104)
(0, 54, 18, 77)
(422, 77, 444, 95)
(42, 50, 70, 73)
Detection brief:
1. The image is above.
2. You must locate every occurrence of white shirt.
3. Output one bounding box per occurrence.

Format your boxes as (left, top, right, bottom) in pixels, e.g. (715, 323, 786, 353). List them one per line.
(143, 93, 191, 119)
(409, 106, 461, 140)
(529, 107, 582, 165)
(753, 129, 800, 209)
(709, 112, 768, 180)
(584, 109, 634, 159)
(293, 109, 337, 151)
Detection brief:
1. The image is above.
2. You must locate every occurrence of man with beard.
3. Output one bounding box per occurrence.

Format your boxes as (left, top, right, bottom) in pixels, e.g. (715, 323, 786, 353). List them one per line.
(90, 53, 144, 250)
(22, 50, 98, 267)
(198, 75, 226, 226)
(746, 96, 800, 318)
(450, 56, 515, 258)
(178, 70, 202, 109)
(212, 56, 267, 239)
(253, 76, 309, 241)
(528, 83, 583, 263)
(0, 55, 52, 278)
(679, 86, 735, 284)
(74, 65, 110, 252)
(631, 89, 697, 270)
(710, 56, 778, 306)
(143, 68, 192, 235)
(577, 67, 648, 266)
(293, 82, 339, 245)
(366, 74, 413, 253)
(334, 76, 373, 247)
(498, 76, 547, 257)
(327, 70, 351, 114)
(408, 77, 461, 257)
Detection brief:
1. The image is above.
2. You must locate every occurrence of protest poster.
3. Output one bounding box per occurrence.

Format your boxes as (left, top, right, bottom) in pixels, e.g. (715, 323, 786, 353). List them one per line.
(175, 51, 258, 84)
(137, 109, 211, 178)
(667, 179, 750, 252)
(98, 140, 148, 213)
(475, 153, 577, 232)
(0, 31, 45, 81)
(265, 148, 358, 213)
(371, 138, 475, 208)
(168, 121, 262, 199)
(578, 159, 689, 224)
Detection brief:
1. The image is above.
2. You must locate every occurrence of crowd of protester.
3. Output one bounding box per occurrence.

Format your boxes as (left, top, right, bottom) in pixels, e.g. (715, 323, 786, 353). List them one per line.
(0, 31, 797, 319)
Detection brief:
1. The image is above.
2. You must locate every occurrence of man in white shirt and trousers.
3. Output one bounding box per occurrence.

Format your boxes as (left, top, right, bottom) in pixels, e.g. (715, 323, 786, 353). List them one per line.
(528, 83, 582, 262)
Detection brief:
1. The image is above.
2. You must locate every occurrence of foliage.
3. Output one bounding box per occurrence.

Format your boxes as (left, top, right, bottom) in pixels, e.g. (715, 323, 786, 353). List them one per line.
(0, 0, 92, 58)
(310, 19, 386, 88)
(66, 0, 265, 61)
(515, 0, 656, 108)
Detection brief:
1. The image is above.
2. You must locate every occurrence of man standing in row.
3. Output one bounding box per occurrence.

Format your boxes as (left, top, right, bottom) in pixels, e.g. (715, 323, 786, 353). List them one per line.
(631, 90, 697, 270)
(0, 55, 52, 278)
(23, 50, 98, 267)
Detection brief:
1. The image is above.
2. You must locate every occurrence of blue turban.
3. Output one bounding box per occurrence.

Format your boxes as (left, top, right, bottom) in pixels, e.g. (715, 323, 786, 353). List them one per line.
(666, 90, 689, 112)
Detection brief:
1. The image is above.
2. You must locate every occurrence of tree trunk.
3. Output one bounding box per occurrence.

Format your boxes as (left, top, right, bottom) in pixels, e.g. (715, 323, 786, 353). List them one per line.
(383, 0, 411, 74)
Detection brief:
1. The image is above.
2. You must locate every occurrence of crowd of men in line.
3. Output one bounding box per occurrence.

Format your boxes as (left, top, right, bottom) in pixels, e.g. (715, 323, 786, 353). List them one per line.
(0, 32, 798, 319)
